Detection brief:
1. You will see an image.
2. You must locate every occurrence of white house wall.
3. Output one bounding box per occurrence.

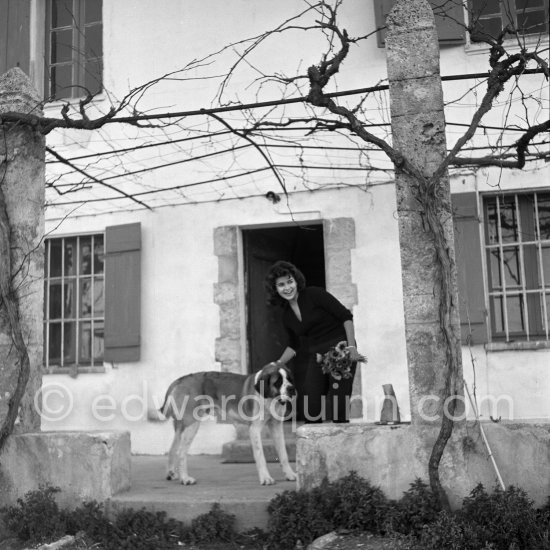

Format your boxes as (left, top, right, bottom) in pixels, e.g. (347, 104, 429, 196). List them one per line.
(40, 0, 550, 454)
(43, 185, 411, 454)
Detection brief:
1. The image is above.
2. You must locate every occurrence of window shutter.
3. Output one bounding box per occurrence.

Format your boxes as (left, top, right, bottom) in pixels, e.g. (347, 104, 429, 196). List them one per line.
(104, 222, 141, 362)
(452, 193, 488, 345)
(374, 0, 466, 47)
(0, 0, 31, 76)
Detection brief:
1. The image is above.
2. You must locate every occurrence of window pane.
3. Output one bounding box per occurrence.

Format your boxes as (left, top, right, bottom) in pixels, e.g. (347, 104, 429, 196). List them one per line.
(80, 277, 93, 317)
(48, 322, 62, 364)
(50, 64, 73, 99)
(542, 245, 550, 287)
(489, 246, 521, 290)
(491, 296, 505, 334)
(85, 24, 102, 58)
(507, 295, 525, 333)
(486, 200, 499, 244)
(517, 10, 548, 34)
(527, 291, 544, 335)
(516, 0, 544, 8)
(546, 294, 550, 334)
(49, 240, 62, 277)
(84, 59, 103, 96)
(85, 0, 102, 24)
(49, 282, 62, 319)
(51, 29, 73, 63)
(64, 280, 76, 318)
(80, 278, 103, 318)
(80, 237, 92, 275)
(65, 237, 77, 276)
(538, 196, 550, 239)
(64, 322, 76, 364)
(523, 244, 540, 287)
(500, 197, 518, 243)
(80, 321, 92, 364)
(520, 194, 537, 241)
(51, 0, 74, 28)
(489, 249, 503, 289)
(94, 277, 104, 316)
(503, 246, 521, 287)
(93, 320, 104, 362)
(473, 17, 504, 39)
(43, 281, 48, 318)
(45, 242, 50, 277)
(94, 238, 104, 274)
(473, 0, 501, 13)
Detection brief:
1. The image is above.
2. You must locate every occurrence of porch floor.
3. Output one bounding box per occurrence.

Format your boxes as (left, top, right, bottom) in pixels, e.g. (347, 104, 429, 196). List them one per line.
(109, 454, 297, 532)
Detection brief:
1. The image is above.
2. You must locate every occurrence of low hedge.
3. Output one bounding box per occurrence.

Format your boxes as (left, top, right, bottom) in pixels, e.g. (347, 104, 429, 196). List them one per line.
(2, 474, 549, 550)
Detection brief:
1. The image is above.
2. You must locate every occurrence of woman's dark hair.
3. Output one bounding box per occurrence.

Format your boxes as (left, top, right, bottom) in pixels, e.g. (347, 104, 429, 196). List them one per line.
(265, 260, 306, 306)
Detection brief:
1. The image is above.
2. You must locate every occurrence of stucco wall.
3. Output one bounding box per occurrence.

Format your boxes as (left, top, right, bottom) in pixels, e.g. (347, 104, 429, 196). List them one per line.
(42, 185, 411, 454)
(38, 1, 550, 454)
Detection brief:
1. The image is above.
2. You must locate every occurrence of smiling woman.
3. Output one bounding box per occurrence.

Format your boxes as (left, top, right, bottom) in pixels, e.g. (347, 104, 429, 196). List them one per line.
(264, 260, 366, 424)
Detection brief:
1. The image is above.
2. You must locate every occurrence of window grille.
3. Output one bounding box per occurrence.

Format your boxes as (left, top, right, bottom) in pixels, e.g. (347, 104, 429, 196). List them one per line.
(44, 234, 105, 370)
(484, 192, 550, 341)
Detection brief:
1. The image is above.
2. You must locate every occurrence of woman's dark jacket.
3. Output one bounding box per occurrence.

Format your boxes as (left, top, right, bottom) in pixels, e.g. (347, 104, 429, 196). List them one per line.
(282, 286, 353, 354)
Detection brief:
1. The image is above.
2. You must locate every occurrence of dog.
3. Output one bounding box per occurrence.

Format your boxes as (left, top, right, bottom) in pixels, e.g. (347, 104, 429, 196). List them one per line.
(148, 362, 297, 486)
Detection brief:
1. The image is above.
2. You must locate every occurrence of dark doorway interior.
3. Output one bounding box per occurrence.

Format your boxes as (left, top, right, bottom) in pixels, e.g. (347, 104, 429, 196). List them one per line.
(243, 223, 325, 421)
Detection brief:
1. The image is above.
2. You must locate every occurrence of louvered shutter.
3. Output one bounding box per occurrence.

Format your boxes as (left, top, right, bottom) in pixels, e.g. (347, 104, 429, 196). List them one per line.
(0, 0, 31, 76)
(374, 0, 466, 47)
(452, 192, 488, 345)
(104, 222, 141, 362)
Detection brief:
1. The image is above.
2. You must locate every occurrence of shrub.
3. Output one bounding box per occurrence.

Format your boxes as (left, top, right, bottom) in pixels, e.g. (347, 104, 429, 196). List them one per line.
(415, 485, 550, 550)
(1, 485, 67, 543)
(1, 486, 239, 550)
(189, 503, 237, 543)
(267, 471, 389, 549)
(64, 500, 114, 541)
(417, 511, 489, 550)
(459, 484, 548, 550)
(387, 478, 441, 537)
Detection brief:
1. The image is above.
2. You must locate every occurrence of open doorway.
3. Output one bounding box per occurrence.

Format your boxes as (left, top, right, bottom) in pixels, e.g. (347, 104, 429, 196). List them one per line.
(243, 223, 325, 420)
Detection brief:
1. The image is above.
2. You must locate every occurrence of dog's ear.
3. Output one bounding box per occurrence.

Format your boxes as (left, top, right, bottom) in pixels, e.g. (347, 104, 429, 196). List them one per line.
(254, 371, 272, 398)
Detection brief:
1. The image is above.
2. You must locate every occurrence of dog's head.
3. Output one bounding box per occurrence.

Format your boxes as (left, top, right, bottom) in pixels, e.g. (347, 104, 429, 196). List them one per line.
(254, 363, 296, 403)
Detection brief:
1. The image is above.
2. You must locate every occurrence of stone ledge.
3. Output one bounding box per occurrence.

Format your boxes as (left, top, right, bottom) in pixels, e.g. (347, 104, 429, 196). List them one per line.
(296, 421, 550, 507)
(0, 431, 131, 508)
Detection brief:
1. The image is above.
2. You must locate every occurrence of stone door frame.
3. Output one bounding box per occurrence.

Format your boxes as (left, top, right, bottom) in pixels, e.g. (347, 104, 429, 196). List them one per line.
(213, 218, 362, 417)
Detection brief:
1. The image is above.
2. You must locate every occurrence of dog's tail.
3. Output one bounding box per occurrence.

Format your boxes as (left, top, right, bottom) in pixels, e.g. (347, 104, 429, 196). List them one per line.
(146, 391, 169, 422)
(147, 405, 168, 422)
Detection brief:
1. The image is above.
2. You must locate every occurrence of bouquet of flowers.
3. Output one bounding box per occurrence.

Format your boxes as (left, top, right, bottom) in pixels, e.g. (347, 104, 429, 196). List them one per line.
(318, 341, 354, 380)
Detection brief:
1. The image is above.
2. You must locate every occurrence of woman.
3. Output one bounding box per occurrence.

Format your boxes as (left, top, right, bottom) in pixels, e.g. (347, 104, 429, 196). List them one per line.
(265, 260, 366, 423)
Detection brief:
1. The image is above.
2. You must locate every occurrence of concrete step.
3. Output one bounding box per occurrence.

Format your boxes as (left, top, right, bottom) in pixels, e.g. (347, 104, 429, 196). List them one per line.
(222, 421, 301, 463)
(109, 455, 296, 532)
(221, 438, 296, 463)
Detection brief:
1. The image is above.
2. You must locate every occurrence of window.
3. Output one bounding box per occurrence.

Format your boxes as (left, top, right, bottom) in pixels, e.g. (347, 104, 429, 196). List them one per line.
(45, 0, 103, 101)
(44, 234, 105, 371)
(470, 0, 549, 42)
(373, 0, 466, 47)
(484, 192, 550, 341)
(43, 223, 141, 373)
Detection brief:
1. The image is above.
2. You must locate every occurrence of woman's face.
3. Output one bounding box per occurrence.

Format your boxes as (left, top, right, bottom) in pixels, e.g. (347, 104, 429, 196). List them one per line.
(275, 274, 298, 302)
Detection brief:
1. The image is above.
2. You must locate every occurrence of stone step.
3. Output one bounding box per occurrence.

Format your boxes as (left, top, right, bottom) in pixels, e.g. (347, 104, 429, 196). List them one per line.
(221, 438, 296, 463)
(109, 455, 296, 532)
(222, 421, 301, 463)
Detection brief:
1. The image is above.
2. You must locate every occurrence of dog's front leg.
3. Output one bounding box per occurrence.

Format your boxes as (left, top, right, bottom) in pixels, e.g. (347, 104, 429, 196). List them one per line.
(268, 419, 297, 481)
(249, 422, 274, 485)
